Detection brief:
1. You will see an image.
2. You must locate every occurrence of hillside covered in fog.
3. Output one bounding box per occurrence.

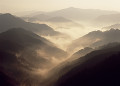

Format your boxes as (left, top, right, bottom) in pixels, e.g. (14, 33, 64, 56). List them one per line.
(1, 5, 120, 86)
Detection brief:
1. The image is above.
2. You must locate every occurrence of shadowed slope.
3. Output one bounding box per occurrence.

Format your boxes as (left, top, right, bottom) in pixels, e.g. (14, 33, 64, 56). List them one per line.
(56, 43, 120, 86)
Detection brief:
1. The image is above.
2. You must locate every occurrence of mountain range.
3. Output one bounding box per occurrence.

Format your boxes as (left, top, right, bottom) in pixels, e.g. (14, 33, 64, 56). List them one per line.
(68, 29, 120, 52)
(23, 7, 119, 21)
(21, 7, 120, 30)
(23, 14, 84, 30)
(0, 28, 68, 86)
(92, 13, 120, 27)
(1, 7, 120, 86)
(0, 13, 61, 36)
(0, 28, 68, 67)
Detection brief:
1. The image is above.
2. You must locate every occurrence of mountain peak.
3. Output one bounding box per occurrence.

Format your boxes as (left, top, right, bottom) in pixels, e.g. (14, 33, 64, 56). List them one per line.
(4, 28, 28, 33)
(0, 28, 40, 38)
(67, 7, 76, 9)
(63, 7, 80, 11)
(85, 30, 102, 37)
(0, 13, 23, 22)
(0, 13, 15, 18)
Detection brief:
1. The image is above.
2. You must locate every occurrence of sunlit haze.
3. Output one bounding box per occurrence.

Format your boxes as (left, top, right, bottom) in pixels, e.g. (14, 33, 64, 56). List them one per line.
(1, 0, 120, 86)
(1, 0, 120, 13)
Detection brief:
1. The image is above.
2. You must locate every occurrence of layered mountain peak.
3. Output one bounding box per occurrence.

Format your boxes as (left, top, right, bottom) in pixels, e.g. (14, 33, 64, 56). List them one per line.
(63, 7, 80, 10)
(0, 13, 13, 17)
(0, 28, 55, 47)
(84, 30, 102, 37)
(68, 28, 120, 52)
(0, 13, 61, 36)
(0, 28, 38, 39)
(0, 13, 23, 21)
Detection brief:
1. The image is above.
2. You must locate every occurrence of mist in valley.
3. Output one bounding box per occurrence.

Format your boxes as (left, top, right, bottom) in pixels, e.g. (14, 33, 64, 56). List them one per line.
(1, 0, 120, 86)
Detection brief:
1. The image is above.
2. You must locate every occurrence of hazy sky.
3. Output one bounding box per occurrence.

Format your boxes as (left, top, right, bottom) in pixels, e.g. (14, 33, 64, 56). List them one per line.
(0, 0, 120, 13)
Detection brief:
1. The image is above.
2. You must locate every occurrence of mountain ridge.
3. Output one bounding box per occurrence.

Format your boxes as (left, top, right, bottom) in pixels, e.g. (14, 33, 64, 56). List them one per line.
(0, 13, 61, 36)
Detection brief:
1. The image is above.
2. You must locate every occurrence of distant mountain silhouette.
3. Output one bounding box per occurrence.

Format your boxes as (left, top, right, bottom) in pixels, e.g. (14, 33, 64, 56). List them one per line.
(23, 14, 51, 22)
(45, 7, 119, 21)
(23, 15, 84, 29)
(56, 43, 120, 86)
(24, 15, 72, 22)
(15, 11, 45, 17)
(22, 7, 119, 23)
(68, 29, 120, 52)
(20, 7, 119, 20)
(93, 14, 120, 26)
(0, 13, 61, 36)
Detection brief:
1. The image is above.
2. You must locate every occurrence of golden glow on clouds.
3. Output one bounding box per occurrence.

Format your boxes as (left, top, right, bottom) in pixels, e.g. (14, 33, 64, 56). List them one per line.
(1, 0, 120, 13)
